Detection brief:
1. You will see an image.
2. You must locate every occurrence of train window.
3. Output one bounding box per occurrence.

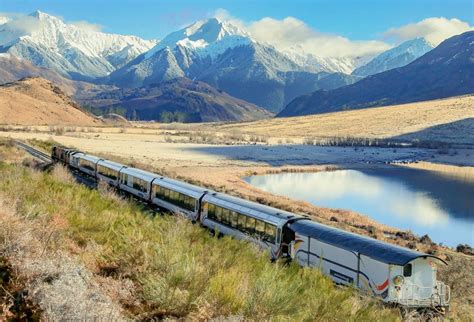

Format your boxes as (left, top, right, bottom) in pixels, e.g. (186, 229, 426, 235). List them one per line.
(208, 203, 216, 219)
(215, 206, 223, 222)
(246, 217, 256, 234)
(121, 174, 128, 184)
(403, 264, 412, 277)
(256, 220, 265, 236)
(230, 211, 238, 228)
(237, 213, 246, 230)
(222, 208, 230, 225)
(264, 223, 276, 243)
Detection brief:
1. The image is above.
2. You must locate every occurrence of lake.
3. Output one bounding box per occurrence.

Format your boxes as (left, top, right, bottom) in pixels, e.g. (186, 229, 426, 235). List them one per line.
(244, 167, 474, 247)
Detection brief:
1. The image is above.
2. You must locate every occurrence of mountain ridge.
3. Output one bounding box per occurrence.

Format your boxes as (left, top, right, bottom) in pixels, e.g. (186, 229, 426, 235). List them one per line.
(278, 31, 474, 117)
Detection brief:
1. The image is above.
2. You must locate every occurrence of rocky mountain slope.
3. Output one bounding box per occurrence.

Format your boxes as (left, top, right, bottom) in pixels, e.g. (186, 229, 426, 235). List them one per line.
(0, 11, 157, 80)
(278, 31, 474, 117)
(0, 77, 101, 125)
(353, 38, 435, 77)
(106, 18, 361, 112)
(82, 77, 273, 122)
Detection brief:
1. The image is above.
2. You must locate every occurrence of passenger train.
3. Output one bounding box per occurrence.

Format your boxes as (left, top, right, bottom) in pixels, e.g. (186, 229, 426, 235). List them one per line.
(51, 146, 450, 310)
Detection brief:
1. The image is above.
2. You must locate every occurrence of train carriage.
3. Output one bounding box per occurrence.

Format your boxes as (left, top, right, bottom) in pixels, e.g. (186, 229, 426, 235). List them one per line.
(77, 154, 103, 177)
(151, 177, 208, 220)
(96, 160, 127, 187)
(288, 220, 450, 308)
(119, 167, 158, 200)
(200, 192, 307, 258)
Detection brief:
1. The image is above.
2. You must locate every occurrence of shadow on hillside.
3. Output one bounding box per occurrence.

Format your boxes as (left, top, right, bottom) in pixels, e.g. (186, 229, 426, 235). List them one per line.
(391, 117, 474, 146)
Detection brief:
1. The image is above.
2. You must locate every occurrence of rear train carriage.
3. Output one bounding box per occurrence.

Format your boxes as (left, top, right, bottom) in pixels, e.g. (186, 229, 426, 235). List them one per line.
(200, 192, 307, 258)
(96, 160, 127, 187)
(151, 177, 208, 220)
(119, 168, 158, 200)
(77, 154, 103, 177)
(288, 220, 450, 308)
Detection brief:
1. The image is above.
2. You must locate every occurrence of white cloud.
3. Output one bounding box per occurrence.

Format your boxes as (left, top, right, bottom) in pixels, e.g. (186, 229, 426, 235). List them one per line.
(70, 20, 103, 32)
(384, 17, 473, 45)
(4, 15, 42, 34)
(212, 9, 389, 58)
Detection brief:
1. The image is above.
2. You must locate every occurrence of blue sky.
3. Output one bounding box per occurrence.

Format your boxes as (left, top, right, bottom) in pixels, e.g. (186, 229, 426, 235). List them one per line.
(1, 0, 472, 40)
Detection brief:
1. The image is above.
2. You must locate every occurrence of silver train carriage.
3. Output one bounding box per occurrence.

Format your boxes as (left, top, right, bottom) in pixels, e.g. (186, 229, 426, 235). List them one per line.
(151, 177, 208, 221)
(77, 154, 103, 177)
(119, 167, 157, 199)
(200, 192, 307, 259)
(288, 220, 450, 308)
(96, 159, 127, 187)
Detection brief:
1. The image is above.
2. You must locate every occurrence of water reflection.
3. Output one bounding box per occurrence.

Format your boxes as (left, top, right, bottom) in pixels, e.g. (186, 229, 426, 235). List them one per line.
(244, 168, 474, 247)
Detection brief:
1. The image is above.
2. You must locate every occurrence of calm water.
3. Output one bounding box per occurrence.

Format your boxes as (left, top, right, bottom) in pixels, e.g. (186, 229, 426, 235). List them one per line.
(244, 167, 474, 247)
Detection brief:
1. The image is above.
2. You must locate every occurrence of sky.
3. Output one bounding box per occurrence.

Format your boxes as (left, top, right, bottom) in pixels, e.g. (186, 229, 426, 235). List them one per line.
(0, 0, 472, 57)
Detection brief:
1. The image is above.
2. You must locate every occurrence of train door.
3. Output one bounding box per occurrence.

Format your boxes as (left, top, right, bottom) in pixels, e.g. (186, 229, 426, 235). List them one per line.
(281, 225, 295, 257)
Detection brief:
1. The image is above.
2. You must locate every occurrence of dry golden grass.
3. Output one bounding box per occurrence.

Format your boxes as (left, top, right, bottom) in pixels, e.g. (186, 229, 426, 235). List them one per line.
(398, 161, 474, 183)
(214, 95, 474, 144)
(0, 78, 100, 126)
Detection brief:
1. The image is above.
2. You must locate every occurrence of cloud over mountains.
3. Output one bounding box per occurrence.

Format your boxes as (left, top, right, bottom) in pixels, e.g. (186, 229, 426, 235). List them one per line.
(213, 9, 473, 58)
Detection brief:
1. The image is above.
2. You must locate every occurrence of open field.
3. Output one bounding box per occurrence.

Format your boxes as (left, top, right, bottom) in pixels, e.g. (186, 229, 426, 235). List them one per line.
(212, 95, 474, 145)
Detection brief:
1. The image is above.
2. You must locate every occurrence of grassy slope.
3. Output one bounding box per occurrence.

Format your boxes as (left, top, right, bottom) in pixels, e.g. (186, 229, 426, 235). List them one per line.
(0, 148, 398, 320)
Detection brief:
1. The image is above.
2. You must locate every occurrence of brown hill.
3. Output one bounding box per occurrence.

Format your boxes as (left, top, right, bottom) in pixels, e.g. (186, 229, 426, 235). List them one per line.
(84, 77, 273, 123)
(0, 77, 101, 126)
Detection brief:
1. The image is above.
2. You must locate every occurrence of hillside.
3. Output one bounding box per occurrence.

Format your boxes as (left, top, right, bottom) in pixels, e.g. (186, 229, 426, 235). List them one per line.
(83, 77, 273, 122)
(0, 77, 101, 125)
(217, 95, 474, 145)
(279, 31, 474, 117)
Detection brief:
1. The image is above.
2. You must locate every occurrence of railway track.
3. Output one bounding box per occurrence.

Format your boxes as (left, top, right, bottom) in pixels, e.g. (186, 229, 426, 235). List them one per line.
(15, 140, 52, 163)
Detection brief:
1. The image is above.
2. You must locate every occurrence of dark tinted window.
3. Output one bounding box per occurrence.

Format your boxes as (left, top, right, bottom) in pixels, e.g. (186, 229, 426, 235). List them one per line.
(403, 264, 412, 277)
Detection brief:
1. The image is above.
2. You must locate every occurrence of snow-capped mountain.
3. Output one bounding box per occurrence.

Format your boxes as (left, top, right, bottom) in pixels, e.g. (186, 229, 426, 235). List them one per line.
(352, 38, 435, 77)
(0, 16, 11, 25)
(107, 17, 360, 112)
(145, 17, 253, 60)
(279, 31, 474, 117)
(0, 11, 157, 79)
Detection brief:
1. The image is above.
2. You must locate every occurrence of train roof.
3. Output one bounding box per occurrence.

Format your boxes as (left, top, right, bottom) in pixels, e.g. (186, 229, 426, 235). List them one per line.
(290, 220, 447, 266)
(153, 177, 209, 199)
(97, 159, 127, 172)
(203, 192, 305, 226)
(120, 167, 159, 182)
(79, 154, 103, 164)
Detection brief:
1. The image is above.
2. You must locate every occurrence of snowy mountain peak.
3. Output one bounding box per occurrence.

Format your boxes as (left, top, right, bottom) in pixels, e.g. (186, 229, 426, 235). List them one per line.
(352, 37, 435, 76)
(145, 18, 251, 59)
(29, 10, 51, 19)
(0, 11, 157, 78)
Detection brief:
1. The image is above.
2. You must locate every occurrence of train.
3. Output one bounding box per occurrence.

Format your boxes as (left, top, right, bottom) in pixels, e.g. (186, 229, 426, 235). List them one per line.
(51, 146, 451, 310)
